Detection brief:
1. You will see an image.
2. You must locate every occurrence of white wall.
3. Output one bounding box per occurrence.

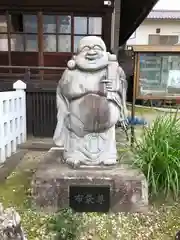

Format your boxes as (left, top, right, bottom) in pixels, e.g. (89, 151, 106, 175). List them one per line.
(0, 81, 27, 163)
(153, 0, 180, 11)
(127, 19, 180, 45)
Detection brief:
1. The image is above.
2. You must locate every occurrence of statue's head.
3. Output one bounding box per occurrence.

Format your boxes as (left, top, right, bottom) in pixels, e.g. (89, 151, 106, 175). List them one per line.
(75, 36, 109, 71)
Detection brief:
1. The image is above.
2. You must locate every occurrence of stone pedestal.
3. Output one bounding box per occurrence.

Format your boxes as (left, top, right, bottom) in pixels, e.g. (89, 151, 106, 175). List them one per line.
(32, 148, 148, 213)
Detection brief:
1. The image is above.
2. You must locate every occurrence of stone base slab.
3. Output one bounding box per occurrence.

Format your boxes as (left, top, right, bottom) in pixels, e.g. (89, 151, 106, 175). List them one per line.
(32, 148, 148, 213)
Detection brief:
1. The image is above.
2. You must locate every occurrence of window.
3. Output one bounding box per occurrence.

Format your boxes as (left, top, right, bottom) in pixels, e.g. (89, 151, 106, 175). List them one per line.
(160, 35, 178, 45)
(73, 16, 102, 52)
(43, 15, 102, 53)
(43, 15, 71, 52)
(156, 28, 161, 34)
(0, 15, 8, 51)
(9, 13, 38, 51)
(149, 34, 178, 45)
(0, 12, 102, 54)
(148, 35, 159, 45)
(139, 53, 180, 97)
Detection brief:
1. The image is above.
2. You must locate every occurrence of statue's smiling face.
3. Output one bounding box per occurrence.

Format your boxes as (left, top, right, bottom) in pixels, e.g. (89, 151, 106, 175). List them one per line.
(76, 36, 109, 71)
(82, 44, 104, 62)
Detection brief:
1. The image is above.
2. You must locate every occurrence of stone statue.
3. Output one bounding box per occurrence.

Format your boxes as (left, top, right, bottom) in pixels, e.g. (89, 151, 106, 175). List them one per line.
(0, 203, 27, 239)
(53, 36, 128, 167)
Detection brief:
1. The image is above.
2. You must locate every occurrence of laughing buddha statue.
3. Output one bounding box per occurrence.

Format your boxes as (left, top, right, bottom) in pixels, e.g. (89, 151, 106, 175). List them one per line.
(53, 36, 128, 167)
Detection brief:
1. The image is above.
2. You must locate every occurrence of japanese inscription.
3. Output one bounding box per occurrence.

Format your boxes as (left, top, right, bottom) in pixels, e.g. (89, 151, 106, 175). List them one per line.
(69, 185, 110, 212)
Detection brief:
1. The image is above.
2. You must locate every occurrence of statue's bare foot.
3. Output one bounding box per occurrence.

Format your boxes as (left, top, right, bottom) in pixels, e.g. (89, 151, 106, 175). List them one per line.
(66, 158, 81, 168)
(102, 159, 117, 165)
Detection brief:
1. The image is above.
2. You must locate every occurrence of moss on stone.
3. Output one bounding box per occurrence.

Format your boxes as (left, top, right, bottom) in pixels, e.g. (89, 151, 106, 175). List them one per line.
(0, 160, 38, 208)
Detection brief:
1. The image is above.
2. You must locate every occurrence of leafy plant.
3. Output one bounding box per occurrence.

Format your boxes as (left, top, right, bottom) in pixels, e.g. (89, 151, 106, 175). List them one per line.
(48, 208, 83, 240)
(134, 112, 180, 199)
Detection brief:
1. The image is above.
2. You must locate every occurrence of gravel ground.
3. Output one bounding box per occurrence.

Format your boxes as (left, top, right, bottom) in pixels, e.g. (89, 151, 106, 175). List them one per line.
(0, 151, 179, 239)
(1, 108, 180, 240)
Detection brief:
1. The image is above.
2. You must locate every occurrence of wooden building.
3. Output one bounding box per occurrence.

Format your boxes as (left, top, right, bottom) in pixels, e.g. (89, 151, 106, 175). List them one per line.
(0, 0, 158, 137)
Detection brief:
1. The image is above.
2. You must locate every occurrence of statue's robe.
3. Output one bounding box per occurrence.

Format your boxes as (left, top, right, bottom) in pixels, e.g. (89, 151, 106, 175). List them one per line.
(53, 61, 128, 166)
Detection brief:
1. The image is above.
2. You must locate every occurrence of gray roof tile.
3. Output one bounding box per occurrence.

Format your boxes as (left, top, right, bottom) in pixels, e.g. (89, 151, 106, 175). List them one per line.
(147, 10, 180, 19)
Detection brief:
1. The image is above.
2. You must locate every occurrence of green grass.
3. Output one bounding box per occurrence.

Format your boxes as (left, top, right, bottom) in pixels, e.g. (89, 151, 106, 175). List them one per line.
(134, 112, 180, 200)
(0, 155, 52, 239)
(127, 105, 156, 115)
(0, 170, 33, 208)
(0, 157, 39, 208)
(47, 205, 180, 239)
(2, 138, 180, 239)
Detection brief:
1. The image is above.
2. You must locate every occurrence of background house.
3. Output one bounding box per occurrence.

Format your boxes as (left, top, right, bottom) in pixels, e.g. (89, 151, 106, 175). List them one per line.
(0, 0, 158, 137)
(127, 10, 180, 46)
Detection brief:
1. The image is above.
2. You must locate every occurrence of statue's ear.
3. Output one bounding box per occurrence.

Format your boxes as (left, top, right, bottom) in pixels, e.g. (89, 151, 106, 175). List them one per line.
(108, 52, 117, 62)
(67, 58, 76, 70)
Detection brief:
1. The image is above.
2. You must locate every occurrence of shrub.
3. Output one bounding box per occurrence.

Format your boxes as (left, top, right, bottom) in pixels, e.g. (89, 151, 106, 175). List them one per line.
(134, 113, 180, 199)
(48, 208, 83, 240)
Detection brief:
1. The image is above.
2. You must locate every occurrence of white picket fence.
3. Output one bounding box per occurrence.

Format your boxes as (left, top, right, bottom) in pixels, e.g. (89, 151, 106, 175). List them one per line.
(0, 80, 27, 163)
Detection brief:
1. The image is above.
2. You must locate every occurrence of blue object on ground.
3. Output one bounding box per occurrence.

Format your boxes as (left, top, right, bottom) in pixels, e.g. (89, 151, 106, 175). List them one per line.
(127, 116, 147, 125)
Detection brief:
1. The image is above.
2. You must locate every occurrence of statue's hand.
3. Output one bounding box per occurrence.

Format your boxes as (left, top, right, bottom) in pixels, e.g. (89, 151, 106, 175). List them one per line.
(101, 79, 115, 92)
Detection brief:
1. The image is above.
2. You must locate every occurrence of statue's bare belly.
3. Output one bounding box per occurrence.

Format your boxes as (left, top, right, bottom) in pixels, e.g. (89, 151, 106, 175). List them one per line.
(66, 93, 119, 136)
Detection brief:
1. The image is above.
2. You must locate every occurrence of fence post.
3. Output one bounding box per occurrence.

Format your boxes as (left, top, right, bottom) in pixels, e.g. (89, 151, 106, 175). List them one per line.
(13, 80, 27, 143)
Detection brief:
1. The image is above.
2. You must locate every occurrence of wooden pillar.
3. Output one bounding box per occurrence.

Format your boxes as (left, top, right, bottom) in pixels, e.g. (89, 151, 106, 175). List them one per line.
(6, 11, 12, 73)
(113, 0, 121, 54)
(103, 11, 112, 52)
(38, 11, 44, 80)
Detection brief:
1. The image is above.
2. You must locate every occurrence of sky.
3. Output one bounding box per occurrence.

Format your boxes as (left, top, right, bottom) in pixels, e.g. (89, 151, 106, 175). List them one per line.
(153, 0, 180, 10)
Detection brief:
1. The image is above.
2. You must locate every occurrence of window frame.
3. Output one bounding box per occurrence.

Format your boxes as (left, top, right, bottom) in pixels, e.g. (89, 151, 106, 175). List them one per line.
(9, 13, 38, 52)
(133, 45, 180, 100)
(148, 34, 179, 46)
(42, 13, 103, 53)
(0, 10, 104, 76)
(0, 11, 103, 52)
